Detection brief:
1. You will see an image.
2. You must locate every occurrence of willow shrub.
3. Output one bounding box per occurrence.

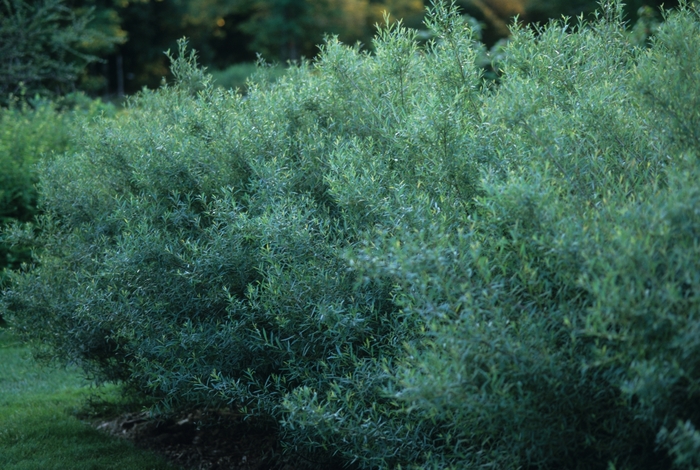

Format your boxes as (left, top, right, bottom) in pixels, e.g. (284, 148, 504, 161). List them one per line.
(2, 1, 699, 468)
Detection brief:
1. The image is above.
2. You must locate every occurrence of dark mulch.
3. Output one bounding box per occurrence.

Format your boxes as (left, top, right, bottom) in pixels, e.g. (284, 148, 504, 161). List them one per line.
(91, 409, 330, 470)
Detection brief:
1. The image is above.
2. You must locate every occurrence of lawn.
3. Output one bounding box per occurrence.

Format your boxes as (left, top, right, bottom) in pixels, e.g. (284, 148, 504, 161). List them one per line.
(0, 324, 182, 470)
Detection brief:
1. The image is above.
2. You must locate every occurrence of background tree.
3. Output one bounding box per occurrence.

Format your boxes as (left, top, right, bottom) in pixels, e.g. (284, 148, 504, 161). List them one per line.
(459, 0, 680, 45)
(0, 0, 123, 102)
(96, 0, 425, 93)
(234, 0, 424, 61)
(2, 0, 680, 96)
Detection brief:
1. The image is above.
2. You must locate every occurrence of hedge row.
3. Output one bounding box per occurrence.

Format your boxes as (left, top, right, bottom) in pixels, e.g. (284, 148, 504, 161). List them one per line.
(2, 1, 699, 468)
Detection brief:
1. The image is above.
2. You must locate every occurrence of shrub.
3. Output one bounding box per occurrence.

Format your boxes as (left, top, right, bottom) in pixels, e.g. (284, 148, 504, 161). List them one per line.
(0, 94, 117, 288)
(2, 2, 699, 468)
(359, 2, 700, 468)
(0, 99, 68, 289)
(209, 60, 288, 93)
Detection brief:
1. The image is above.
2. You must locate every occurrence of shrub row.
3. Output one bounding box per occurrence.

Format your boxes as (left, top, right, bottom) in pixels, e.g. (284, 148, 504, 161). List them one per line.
(2, 1, 699, 468)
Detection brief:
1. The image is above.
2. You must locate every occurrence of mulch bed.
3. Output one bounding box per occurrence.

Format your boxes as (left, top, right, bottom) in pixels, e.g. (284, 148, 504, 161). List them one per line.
(92, 408, 324, 470)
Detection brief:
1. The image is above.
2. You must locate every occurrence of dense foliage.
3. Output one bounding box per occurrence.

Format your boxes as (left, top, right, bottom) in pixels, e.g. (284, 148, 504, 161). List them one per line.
(209, 61, 287, 93)
(11, 0, 673, 95)
(3, 1, 699, 468)
(0, 95, 116, 287)
(0, 0, 121, 101)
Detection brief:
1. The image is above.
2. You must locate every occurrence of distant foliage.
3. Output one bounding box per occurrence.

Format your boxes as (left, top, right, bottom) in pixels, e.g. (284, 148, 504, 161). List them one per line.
(209, 61, 287, 93)
(458, 0, 679, 45)
(0, 100, 65, 288)
(0, 0, 121, 103)
(94, 0, 426, 93)
(235, 0, 426, 61)
(2, 2, 699, 468)
(0, 94, 116, 287)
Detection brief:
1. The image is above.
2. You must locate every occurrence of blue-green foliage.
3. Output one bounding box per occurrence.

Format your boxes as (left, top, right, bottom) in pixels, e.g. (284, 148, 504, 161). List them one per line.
(2, 2, 699, 468)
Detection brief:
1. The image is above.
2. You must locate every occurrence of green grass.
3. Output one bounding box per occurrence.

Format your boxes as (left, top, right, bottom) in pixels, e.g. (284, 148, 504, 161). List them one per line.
(0, 325, 181, 470)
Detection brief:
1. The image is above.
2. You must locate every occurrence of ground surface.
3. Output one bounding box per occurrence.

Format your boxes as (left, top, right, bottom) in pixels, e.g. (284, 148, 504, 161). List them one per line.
(0, 324, 335, 470)
(91, 408, 325, 470)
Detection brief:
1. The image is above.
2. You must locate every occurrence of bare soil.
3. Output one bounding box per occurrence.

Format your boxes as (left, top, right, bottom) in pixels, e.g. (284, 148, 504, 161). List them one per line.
(91, 409, 326, 470)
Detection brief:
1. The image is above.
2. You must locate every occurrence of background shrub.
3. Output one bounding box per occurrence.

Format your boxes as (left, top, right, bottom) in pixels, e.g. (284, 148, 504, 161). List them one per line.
(2, 2, 699, 468)
(209, 61, 288, 93)
(0, 99, 71, 290)
(0, 94, 116, 287)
